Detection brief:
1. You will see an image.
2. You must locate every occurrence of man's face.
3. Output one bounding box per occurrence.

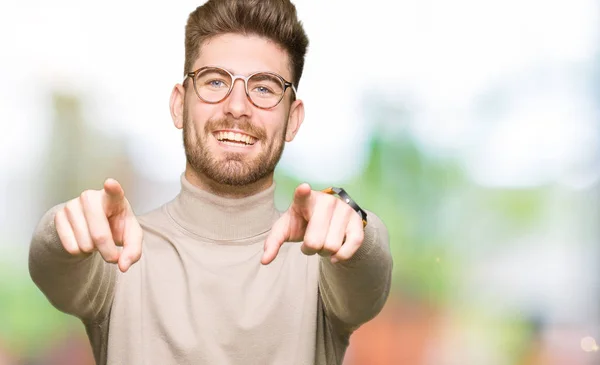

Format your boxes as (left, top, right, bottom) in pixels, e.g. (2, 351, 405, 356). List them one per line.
(178, 33, 302, 187)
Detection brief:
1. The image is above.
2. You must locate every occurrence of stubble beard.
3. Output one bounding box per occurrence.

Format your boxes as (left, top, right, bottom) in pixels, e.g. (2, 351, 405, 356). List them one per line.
(182, 107, 287, 187)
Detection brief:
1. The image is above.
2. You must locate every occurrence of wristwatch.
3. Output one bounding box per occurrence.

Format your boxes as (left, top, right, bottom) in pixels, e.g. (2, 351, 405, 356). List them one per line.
(321, 187, 368, 228)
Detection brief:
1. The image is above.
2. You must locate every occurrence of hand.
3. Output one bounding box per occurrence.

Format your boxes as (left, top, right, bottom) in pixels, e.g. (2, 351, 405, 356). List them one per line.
(261, 183, 365, 265)
(53, 178, 143, 273)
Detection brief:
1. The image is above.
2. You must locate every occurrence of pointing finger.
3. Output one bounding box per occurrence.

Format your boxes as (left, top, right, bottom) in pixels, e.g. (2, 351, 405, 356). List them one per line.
(102, 178, 127, 215)
(291, 183, 314, 221)
(104, 178, 124, 199)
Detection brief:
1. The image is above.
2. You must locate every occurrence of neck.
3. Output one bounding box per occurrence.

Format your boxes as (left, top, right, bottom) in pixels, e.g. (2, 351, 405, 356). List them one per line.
(184, 163, 274, 199)
(167, 172, 281, 241)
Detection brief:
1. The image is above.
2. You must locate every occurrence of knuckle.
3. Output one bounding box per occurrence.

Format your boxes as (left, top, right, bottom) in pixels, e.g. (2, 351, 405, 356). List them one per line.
(91, 233, 110, 246)
(345, 204, 356, 216)
(79, 190, 90, 202)
(104, 253, 119, 264)
(62, 244, 80, 256)
(335, 251, 353, 261)
(354, 226, 365, 241)
(301, 244, 317, 256)
(323, 239, 340, 252)
(80, 189, 100, 206)
(335, 251, 352, 261)
(76, 234, 94, 252)
(302, 237, 320, 249)
(326, 196, 338, 209)
(345, 231, 361, 245)
(79, 244, 95, 254)
(54, 209, 66, 225)
(64, 200, 78, 218)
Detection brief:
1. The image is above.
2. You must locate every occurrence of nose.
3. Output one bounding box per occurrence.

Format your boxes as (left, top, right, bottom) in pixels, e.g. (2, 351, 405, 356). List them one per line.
(222, 78, 252, 119)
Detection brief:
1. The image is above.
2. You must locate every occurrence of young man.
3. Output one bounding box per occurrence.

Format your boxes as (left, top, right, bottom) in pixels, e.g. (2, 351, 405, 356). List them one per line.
(29, 1, 393, 364)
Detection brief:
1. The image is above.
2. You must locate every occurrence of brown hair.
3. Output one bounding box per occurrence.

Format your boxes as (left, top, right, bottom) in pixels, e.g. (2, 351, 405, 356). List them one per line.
(184, 0, 309, 88)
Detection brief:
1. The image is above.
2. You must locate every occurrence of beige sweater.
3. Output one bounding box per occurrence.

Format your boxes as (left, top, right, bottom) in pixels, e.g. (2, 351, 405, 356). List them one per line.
(29, 175, 393, 365)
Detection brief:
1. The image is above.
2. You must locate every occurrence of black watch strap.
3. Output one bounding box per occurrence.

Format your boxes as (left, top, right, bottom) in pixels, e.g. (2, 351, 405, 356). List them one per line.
(321, 187, 368, 228)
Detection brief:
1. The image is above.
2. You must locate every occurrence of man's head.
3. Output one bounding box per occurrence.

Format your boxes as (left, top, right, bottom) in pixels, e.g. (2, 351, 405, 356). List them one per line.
(169, 0, 309, 194)
(184, 0, 309, 88)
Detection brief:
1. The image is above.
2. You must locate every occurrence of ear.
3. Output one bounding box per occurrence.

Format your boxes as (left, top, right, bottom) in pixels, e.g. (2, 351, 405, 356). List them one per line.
(170, 83, 186, 130)
(285, 99, 304, 142)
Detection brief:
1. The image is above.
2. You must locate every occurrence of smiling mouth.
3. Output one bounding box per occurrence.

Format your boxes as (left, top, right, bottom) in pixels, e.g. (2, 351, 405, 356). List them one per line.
(214, 131, 258, 146)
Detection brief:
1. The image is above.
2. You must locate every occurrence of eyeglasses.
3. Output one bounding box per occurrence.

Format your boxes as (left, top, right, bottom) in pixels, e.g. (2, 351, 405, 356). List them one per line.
(184, 66, 297, 109)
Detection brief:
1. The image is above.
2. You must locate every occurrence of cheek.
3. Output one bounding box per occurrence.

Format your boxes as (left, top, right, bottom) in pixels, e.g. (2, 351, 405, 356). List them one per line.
(188, 104, 215, 133)
(262, 111, 288, 139)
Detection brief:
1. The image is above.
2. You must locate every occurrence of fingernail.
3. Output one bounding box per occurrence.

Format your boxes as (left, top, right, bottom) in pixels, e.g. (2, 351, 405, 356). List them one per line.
(330, 257, 339, 264)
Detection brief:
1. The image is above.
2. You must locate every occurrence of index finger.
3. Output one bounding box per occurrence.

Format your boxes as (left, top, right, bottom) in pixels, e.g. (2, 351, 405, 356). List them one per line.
(291, 183, 314, 220)
(102, 178, 127, 214)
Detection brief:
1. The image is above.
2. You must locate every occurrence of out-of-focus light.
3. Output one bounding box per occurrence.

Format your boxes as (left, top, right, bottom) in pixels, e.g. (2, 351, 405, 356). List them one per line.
(580, 336, 598, 352)
(436, 257, 441, 264)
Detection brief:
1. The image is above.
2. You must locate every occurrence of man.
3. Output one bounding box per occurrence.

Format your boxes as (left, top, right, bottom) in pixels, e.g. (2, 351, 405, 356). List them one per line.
(29, 0, 393, 364)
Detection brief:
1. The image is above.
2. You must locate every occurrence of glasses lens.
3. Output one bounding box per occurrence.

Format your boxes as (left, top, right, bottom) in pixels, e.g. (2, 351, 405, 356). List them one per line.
(195, 68, 232, 103)
(247, 73, 285, 108)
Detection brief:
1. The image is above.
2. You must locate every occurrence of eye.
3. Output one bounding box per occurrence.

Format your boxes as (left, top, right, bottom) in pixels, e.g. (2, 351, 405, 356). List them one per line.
(207, 79, 227, 88)
(248, 74, 284, 97)
(254, 85, 274, 95)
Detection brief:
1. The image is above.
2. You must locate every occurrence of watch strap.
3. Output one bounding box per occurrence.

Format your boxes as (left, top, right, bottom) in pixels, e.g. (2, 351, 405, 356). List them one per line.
(321, 187, 368, 228)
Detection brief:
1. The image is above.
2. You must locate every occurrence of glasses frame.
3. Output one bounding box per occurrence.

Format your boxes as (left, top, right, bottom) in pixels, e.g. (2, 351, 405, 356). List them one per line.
(184, 66, 297, 110)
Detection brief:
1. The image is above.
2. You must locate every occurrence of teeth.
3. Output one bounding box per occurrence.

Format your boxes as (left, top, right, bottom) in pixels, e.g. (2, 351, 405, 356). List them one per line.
(216, 131, 257, 145)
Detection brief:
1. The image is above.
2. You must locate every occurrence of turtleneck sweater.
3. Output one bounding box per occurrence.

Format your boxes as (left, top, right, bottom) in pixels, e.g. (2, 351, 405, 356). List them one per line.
(29, 174, 393, 365)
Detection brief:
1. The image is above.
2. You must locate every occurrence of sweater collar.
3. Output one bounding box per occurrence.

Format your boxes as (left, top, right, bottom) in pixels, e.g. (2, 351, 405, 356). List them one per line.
(167, 174, 282, 241)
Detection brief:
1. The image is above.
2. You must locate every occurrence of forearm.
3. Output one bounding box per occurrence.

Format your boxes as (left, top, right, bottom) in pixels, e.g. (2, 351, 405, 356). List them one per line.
(319, 210, 393, 333)
(28, 203, 117, 322)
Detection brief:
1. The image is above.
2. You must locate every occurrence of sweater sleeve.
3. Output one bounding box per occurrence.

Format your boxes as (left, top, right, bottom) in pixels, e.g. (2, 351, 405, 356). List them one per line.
(318, 210, 393, 334)
(28, 203, 118, 323)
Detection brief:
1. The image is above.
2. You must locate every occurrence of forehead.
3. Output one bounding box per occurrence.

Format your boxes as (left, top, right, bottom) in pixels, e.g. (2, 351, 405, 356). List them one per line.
(194, 33, 291, 80)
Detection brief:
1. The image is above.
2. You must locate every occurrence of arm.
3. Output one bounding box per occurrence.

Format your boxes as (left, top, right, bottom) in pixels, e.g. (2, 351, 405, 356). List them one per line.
(318, 210, 392, 333)
(261, 184, 393, 333)
(29, 179, 142, 323)
(29, 203, 118, 322)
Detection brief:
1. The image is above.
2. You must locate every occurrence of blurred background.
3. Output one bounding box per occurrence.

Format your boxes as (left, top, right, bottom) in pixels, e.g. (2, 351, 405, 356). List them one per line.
(1, 0, 599, 364)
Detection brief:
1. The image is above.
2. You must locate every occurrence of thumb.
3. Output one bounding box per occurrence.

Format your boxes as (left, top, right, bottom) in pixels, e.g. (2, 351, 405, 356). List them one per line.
(292, 183, 314, 221)
(118, 214, 143, 273)
(261, 213, 291, 265)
